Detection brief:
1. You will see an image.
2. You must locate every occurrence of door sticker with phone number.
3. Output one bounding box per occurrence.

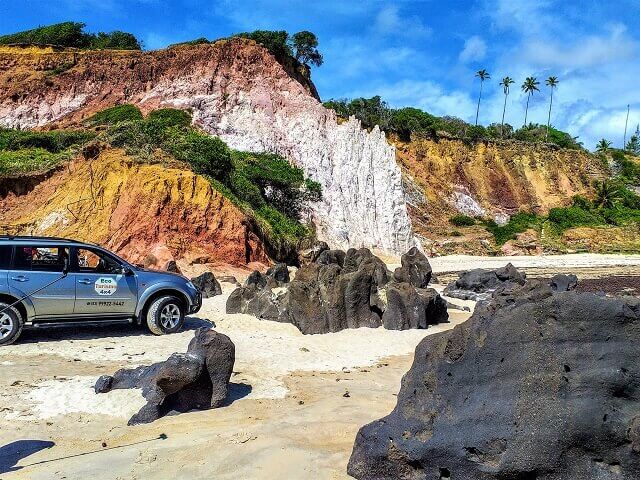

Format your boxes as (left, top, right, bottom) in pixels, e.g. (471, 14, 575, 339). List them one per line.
(95, 277, 117, 296)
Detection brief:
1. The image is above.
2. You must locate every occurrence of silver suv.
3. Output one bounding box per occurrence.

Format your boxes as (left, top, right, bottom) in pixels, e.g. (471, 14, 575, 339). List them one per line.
(0, 236, 202, 345)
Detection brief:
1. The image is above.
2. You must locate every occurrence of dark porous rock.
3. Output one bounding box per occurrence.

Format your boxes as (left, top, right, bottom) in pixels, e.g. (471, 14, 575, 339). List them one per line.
(443, 262, 526, 301)
(382, 283, 447, 330)
(245, 270, 268, 289)
(190, 272, 222, 298)
(300, 241, 330, 264)
(164, 260, 181, 274)
(95, 328, 234, 425)
(316, 249, 346, 267)
(348, 281, 640, 479)
(266, 263, 290, 286)
(549, 273, 578, 292)
(393, 247, 433, 288)
(227, 247, 449, 335)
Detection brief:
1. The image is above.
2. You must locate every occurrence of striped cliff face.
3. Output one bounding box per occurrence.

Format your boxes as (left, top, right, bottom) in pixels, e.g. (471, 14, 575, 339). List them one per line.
(0, 39, 416, 256)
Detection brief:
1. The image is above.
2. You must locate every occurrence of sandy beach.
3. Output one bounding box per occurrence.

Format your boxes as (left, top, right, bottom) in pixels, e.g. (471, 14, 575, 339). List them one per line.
(1, 254, 639, 479)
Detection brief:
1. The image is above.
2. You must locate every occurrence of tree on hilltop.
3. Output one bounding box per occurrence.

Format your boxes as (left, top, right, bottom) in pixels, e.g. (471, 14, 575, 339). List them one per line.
(499, 76, 515, 137)
(522, 76, 540, 126)
(545, 76, 559, 140)
(291, 31, 323, 67)
(474, 69, 490, 126)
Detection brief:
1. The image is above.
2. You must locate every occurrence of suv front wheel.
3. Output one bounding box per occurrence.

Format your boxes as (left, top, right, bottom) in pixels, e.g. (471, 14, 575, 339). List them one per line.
(145, 295, 185, 335)
(0, 303, 24, 346)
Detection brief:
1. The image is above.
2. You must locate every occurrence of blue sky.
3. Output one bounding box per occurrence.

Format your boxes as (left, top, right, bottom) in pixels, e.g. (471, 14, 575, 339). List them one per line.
(1, 0, 639, 150)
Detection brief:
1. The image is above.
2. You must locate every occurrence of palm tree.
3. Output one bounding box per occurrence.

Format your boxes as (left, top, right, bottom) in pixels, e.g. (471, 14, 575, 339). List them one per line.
(545, 76, 559, 140)
(475, 69, 490, 126)
(596, 139, 612, 154)
(521, 76, 540, 126)
(593, 180, 622, 209)
(499, 76, 515, 137)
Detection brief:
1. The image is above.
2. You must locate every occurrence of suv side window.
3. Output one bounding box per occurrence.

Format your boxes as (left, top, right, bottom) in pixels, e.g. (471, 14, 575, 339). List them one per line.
(14, 246, 70, 272)
(77, 248, 122, 274)
(0, 246, 11, 269)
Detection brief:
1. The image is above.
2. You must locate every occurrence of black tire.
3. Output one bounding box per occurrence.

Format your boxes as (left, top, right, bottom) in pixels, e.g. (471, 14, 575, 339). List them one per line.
(0, 303, 24, 346)
(145, 295, 185, 336)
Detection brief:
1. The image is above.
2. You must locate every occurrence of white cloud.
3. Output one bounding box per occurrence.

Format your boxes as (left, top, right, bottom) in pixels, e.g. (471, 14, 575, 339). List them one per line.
(522, 24, 637, 69)
(373, 5, 432, 38)
(459, 36, 487, 63)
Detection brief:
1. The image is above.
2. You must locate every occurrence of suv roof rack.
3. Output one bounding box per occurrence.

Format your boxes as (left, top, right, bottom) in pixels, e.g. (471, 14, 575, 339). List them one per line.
(0, 235, 78, 243)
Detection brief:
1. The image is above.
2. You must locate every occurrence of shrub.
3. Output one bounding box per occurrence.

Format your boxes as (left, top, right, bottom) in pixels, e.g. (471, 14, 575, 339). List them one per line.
(89, 31, 140, 50)
(235, 30, 292, 61)
(547, 206, 604, 231)
(229, 170, 265, 208)
(0, 128, 94, 153)
(0, 22, 89, 47)
(449, 214, 476, 227)
(0, 22, 141, 50)
(485, 212, 540, 245)
(146, 109, 192, 128)
(0, 148, 64, 174)
(167, 131, 232, 179)
(89, 105, 143, 126)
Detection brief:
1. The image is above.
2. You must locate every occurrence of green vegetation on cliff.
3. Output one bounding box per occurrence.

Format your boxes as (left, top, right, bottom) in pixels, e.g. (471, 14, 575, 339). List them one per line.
(324, 96, 582, 150)
(0, 22, 141, 50)
(0, 127, 95, 175)
(1, 106, 320, 250)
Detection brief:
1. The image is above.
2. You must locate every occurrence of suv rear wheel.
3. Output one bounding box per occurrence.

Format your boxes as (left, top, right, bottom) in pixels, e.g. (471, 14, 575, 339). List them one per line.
(0, 303, 24, 346)
(146, 295, 185, 335)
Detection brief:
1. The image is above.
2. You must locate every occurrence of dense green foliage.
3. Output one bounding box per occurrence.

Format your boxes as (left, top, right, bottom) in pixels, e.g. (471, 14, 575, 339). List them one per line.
(449, 214, 476, 227)
(0, 127, 94, 175)
(0, 22, 141, 50)
(485, 154, 640, 245)
(234, 30, 323, 67)
(99, 107, 320, 245)
(323, 96, 582, 149)
(484, 212, 541, 245)
(88, 104, 143, 125)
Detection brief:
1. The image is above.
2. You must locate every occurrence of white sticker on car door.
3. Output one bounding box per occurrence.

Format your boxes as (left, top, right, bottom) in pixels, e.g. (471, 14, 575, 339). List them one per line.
(95, 277, 118, 296)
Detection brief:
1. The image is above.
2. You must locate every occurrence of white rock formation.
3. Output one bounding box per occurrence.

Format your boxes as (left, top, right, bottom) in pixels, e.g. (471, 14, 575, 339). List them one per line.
(0, 40, 416, 254)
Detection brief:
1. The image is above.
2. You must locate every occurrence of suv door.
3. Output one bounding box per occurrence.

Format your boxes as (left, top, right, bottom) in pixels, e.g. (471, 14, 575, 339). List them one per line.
(72, 247, 138, 316)
(8, 245, 76, 318)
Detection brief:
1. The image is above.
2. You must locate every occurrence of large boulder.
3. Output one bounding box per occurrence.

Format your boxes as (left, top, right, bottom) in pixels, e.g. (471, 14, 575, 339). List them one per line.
(95, 328, 234, 425)
(393, 247, 433, 288)
(190, 272, 222, 298)
(443, 263, 526, 301)
(227, 248, 449, 334)
(382, 283, 447, 330)
(348, 280, 640, 479)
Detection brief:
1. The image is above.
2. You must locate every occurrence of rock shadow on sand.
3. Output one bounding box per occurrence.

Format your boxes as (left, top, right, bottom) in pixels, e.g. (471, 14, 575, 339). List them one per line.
(15, 316, 214, 344)
(0, 440, 55, 473)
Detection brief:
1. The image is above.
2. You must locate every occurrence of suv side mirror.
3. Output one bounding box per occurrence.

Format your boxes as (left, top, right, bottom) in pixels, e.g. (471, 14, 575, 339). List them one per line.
(120, 266, 134, 276)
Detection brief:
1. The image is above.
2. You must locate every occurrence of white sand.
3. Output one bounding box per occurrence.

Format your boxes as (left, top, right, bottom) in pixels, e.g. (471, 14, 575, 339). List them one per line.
(2, 287, 469, 420)
(424, 253, 640, 273)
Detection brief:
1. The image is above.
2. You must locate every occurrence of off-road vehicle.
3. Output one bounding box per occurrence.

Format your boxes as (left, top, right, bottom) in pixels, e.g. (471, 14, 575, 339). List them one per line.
(0, 236, 201, 345)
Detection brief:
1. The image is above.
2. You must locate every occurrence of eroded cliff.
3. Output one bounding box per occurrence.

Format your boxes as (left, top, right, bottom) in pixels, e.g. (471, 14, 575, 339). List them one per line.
(0, 40, 414, 255)
(0, 149, 268, 269)
(394, 135, 608, 252)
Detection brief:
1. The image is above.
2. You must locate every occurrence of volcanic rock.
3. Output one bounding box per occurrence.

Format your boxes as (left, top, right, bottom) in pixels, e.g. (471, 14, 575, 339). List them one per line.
(393, 246, 433, 288)
(227, 248, 449, 334)
(549, 273, 578, 292)
(348, 280, 640, 479)
(95, 328, 234, 425)
(443, 262, 526, 301)
(190, 272, 222, 298)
